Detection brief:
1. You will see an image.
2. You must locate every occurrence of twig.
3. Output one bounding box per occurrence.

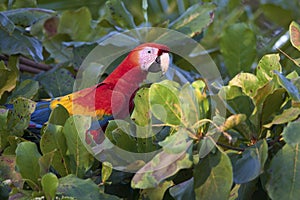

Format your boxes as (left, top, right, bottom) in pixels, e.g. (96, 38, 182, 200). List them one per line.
(216, 142, 245, 152)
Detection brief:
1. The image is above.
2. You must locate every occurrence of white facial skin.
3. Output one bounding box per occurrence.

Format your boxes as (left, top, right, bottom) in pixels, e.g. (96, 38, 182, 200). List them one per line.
(139, 47, 170, 74)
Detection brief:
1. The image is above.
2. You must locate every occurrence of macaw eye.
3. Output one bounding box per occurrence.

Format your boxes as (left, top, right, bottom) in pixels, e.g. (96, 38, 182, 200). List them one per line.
(147, 50, 151, 54)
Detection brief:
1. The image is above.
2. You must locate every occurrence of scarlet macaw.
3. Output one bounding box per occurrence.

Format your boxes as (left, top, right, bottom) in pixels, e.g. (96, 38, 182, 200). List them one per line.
(29, 43, 170, 130)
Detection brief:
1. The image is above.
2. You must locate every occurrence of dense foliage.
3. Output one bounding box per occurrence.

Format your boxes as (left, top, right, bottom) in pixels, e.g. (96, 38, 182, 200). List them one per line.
(1, 0, 300, 199)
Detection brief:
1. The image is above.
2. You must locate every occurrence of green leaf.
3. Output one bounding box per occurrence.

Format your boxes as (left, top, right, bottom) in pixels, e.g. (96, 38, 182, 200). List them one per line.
(179, 83, 200, 126)
(274, 70, 300, 101)
(101, 162, 112, 183)
(169, 3, 216, 37)
(231, 140, 268, 184)
(0, 58, 18, 98)
(40, 123, 71, 176)
(132, 141, 193, 189)
(63, 116, 94, 178)
(141, 181, 173, 200)
(264, 107, 300, 128)
(0, 108, 9, 150)
(266, 144, 300, 200)
(39, 151, 55, 176)
(149, 81, 181, 125)
(41, 173, 58, 200)
(48, 104, 70, 126)
(169, 178, 195, 200)
(38, 68, 74, 97)
(105, 0, 136, 29)
(105, 120, 138, 153)
(8, 79, 39, 101)
(229, 73, 259, 97)
(8, 97, 36, 136)
(256, 54, 281, 84)
(15, 141, 41, 190)
(0, 26, 43, 62)
(131, 87, 151, 126)
(58, 7, 92, 41)
(2, 8, 55, 27)
(282, 121, 300, 146)
(290, 21, 300, 51)
(261, 3, 293, 27)
(57, 175, 118, 200)
(220, 23, 256, 77)
(194, 149, 233, 200)
(158, 128, 191, 154)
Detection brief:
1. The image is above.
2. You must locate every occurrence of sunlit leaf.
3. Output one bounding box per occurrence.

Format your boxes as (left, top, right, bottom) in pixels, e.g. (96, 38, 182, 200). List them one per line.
(41, 173, 59, 200)
(0, 58, 18, 98)
(264, 107, 300, 128)
(256, 54, 281, 84)
(149, 80, 181, 125)
(229, 73, 259, 97)
(289, 21, 300, 51)
(8, 79, 39, 101)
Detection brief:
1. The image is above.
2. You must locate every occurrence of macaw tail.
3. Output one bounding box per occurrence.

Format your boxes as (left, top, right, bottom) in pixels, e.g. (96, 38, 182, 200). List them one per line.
(29, 101, 52, 129)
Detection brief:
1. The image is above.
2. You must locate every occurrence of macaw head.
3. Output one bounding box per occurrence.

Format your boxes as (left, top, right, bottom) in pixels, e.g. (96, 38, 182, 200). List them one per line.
(129, 43, 170, 74)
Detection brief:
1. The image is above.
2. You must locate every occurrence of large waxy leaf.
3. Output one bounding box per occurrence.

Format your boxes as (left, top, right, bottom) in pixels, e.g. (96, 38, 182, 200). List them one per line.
(57, 174, 120, 199)
(256, 54, 281, 84)
(63, 115, 94, 178)
(41, 173, 59, 200)
(266, 144, 300, 200)
(194, 149, 233, 200)
(149, 80, 181, 125)
(141, 181, 173, 200)
(282, 121, 300, 146)
(132, 141, 193, 189)
(0, 58, 18, 98)
(290, 21, 300, 51)
(15, 141, 41, 190)
(220, 23, 256, 77)
(131, 87, 151, 126)
(179, 83, 200, 127)
(230, 140, 268, 184)
(40, 123, 71, 177)
(229, 73, 259, 97)
(169, 3, 216, 37)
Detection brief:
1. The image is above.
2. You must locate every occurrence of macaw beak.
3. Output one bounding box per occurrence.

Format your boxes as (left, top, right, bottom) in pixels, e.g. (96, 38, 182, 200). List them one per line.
(148, 52, 170, 74)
